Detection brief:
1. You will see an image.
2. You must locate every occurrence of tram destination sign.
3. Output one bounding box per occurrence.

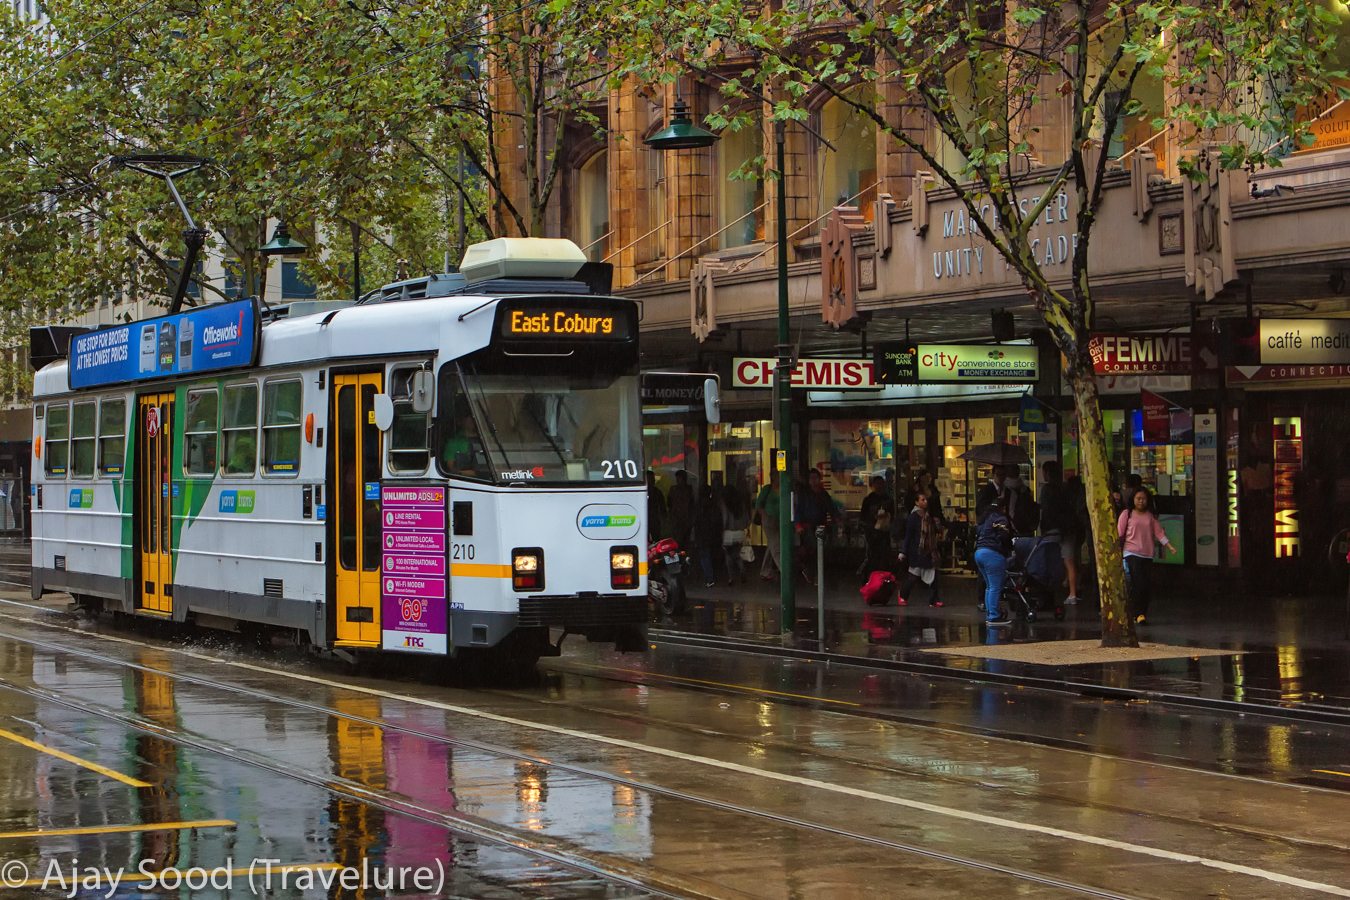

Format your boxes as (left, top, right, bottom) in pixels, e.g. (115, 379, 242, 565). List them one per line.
(498, 303, 634, 341)
(68, 298, 260, 390)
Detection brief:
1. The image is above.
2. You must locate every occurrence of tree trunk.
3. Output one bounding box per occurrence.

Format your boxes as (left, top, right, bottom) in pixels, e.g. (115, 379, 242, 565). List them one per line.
(1064, 353, 1137, 648)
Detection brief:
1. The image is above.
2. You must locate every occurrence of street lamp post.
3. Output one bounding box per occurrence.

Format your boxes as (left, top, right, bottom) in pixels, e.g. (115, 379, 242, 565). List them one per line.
(646, 98, 797, 635)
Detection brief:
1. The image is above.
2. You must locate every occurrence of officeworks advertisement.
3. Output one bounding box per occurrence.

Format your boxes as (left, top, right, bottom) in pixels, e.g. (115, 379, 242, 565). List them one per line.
(68, 298, 260, 389)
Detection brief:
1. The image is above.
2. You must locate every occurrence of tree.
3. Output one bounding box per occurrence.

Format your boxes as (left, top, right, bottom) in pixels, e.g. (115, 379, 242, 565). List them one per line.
(0, 0, 491, 334)
(618, 0, 1348, 645)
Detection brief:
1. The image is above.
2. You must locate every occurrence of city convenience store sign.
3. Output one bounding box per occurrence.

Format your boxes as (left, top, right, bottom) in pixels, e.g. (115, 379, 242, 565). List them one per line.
(734, 345, 1037, 390)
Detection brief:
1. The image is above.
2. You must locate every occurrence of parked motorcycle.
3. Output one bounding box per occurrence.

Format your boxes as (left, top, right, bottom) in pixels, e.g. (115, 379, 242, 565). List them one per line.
(648, 537, 689, 618)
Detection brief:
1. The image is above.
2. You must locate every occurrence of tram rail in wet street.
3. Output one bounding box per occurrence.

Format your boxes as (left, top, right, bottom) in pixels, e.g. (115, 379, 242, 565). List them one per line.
(0, 554, 1347, 898)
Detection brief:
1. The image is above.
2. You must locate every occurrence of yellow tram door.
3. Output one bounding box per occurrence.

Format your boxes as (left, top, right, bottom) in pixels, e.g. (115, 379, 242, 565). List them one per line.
(136, 393, 175, 616)
(333, 373, 383, 646)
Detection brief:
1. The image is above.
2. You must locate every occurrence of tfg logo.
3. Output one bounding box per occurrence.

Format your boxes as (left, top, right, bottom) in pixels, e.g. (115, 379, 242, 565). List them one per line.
(403, 636, 425, 649)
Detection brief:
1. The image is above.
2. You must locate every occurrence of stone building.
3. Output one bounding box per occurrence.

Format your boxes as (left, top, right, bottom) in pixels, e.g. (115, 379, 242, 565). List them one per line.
(491, 7, 1350, 583)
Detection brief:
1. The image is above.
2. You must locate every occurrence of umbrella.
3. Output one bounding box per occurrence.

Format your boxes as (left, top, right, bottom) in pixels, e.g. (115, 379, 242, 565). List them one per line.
(959, 441, 1030, 466)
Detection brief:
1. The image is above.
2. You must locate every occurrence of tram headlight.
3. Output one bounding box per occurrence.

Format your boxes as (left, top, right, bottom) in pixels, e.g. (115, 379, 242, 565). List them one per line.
(512, 549, 543, 591)
(610, 546, 638, 589)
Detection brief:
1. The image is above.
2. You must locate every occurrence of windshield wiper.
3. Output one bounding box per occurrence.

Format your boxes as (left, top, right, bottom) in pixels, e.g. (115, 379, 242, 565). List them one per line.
(523, 390, 569, 469)
(470, 381, 513, 471)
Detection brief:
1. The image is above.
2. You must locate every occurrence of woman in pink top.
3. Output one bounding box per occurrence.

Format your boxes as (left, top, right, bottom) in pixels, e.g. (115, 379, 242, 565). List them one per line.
(1117, 490, 1177, 625)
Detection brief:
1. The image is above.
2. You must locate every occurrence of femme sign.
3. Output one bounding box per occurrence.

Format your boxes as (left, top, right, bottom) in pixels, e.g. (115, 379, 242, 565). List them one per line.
(1089, 333, 1192, 375)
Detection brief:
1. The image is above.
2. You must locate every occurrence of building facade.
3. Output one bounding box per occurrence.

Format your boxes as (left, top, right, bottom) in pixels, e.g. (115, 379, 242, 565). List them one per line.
(500, 7, 1350, 587)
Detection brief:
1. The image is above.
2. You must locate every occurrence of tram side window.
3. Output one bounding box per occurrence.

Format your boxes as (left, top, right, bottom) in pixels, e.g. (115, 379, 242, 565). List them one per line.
(45, 403, 69, 478)
(388, 368, 429, 473)
(184, 389, 219, 477)
(70, 401, 96, 478)
(437, 371, 488, 480)
(263, 380, 302, 475)
(221, 383, 258, 476)
(98, 398, 126, 476)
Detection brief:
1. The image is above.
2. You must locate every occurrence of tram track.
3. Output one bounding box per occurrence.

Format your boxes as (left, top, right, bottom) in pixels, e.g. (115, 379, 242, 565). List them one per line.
(0, 617, 1130, 899)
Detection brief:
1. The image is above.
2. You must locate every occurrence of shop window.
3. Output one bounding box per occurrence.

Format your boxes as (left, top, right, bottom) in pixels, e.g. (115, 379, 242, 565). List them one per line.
(718, 117, 765, 247)
(572, 151, 609, 261)
(262, 380, 302, 475)
(817, 89, 877, 220)
(98, 398, 126, 476)
(70, 401, 96, 479)
(221, 383, 258, 476)
(643, 422, 703, 538)
(388, 367, 430, 473)
(44, 403, 68, 478)
(184, 389, 218, 476)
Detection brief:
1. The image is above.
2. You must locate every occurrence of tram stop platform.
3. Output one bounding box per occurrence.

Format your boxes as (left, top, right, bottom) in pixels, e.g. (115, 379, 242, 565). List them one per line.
(662, 567, 1350, 725)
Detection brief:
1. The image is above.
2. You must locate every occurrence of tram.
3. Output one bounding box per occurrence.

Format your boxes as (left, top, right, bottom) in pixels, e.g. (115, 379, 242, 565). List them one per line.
(30, 238, 649, 668)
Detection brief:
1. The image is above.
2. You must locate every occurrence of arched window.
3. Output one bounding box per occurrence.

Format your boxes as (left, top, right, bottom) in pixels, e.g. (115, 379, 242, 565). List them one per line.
(718, 117, 765, 247)
(817, 90, 877, 219)
(571, 151, 609, 261)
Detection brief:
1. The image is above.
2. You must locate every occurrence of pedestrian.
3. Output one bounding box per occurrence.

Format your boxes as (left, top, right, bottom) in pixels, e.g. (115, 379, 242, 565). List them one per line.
(754, 470, 784, 580)
(1064, 472, 1089, 603)
(1003, 466, 1038, 536)
(1117, 488, 1177, 625)
(720, 479, 751, 585)
(693, 482, 723, 588)
(975, 465, 1005, 519)
(897, 491, 945, 608)
(647, 469, 667, 542)
(795, 468, 836, 586)
(905, 468, 943, 517)
(1039, 461, 1083, 605)
(667, 469, 695, 548)
(1119, 473, 1144, 516)
(857, 475, 894, 576)
(974, 491, 1014, 626)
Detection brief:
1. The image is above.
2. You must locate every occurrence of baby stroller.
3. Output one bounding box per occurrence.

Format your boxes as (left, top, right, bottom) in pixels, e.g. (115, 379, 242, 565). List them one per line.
(1005, 535, 1066, 622)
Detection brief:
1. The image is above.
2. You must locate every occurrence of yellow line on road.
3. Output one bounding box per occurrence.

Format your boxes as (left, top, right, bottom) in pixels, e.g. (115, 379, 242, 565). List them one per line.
(1313, 769, 1350, 778)
(568, 663, 861, 707)
(0, 819, 235, 841)
(0, 727, 151, 788)
(13, 862, 343, 889)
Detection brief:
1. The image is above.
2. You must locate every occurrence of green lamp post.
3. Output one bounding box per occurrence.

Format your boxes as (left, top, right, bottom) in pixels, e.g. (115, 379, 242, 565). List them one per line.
(647, 98, 797, 637)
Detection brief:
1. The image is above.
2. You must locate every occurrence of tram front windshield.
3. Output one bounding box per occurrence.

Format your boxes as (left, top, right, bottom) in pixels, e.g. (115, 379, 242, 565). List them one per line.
(441, 363, 643, 485)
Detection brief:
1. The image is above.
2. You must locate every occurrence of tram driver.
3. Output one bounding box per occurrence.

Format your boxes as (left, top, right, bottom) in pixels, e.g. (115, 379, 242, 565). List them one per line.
(441, 397, 487, 479)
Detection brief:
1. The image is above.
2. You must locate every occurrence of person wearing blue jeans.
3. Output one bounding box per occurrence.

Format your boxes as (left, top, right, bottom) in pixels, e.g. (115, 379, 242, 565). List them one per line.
(974, 492, 1014, 626)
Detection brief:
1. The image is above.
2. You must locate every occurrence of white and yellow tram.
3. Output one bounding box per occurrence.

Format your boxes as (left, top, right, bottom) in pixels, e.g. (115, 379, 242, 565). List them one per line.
(30, 238, 649, 668)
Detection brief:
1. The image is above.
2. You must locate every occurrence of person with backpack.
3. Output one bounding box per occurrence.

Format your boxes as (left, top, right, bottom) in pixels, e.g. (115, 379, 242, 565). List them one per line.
(974, 491, 1015, 627)
(1117, 488, 1177, 625)
(857, 475, 895, 576)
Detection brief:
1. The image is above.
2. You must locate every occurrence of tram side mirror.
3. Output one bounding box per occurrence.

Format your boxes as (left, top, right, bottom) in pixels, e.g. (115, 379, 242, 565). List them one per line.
(703, 377, 720, 424)
(410, 369, 435, 414)
(372, 394, 395, 432)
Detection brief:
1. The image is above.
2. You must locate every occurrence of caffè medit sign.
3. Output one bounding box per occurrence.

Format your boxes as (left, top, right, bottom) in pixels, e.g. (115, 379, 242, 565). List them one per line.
(927, 191, 1077, 284)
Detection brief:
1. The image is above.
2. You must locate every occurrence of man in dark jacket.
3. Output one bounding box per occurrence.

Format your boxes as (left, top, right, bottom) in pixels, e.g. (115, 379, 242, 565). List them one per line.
(857, 475, 894, 575)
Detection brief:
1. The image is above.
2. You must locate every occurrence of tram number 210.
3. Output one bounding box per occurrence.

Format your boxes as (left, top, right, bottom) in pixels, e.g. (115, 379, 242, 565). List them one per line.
(600, 459, 640, 479)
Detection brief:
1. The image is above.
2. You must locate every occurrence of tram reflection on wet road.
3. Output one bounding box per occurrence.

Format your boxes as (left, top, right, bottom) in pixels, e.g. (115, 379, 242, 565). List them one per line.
(0, 577, 1347, 898)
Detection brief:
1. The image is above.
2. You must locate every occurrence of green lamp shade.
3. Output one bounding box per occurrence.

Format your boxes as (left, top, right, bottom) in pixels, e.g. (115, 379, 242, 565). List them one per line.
(645, 98, 718, 150)
(259, 221, 308, 257)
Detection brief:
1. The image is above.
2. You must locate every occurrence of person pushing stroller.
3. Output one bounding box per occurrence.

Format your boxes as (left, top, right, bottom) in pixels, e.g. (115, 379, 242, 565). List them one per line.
(974, 491, 1014, 627)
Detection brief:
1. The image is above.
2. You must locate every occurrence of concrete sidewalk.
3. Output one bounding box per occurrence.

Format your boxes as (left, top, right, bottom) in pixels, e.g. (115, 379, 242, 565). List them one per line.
(669, 564, 1350, 722)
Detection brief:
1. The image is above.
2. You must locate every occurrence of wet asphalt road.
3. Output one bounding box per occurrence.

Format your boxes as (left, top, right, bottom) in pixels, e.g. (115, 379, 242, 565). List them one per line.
(0, 546, 1347, 897)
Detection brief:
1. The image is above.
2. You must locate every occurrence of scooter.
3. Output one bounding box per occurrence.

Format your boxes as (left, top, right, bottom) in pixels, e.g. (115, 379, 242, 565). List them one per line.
(647, 537, 689, 618)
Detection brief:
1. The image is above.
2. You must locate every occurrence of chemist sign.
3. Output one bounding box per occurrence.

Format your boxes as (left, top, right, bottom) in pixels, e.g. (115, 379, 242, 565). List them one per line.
(68, 298, 260, 390)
